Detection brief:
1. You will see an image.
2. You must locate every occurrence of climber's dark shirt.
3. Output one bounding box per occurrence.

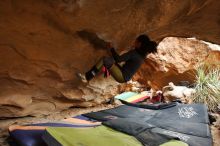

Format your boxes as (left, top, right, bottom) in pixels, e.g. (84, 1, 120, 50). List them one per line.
(111, 48, 144, 81)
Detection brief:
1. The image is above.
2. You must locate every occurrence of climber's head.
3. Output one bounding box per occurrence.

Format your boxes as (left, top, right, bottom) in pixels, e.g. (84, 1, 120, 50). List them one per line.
(134, 34, 157, 57)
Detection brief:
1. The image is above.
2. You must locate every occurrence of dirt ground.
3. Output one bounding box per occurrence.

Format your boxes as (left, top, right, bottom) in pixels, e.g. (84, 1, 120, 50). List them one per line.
(0, 104, 219, 146)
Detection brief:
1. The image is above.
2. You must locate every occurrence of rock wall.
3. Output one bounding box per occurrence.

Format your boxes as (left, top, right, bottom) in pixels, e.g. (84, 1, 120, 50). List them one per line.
(0, 0, 220, 117)
(134, 37, 220, 89)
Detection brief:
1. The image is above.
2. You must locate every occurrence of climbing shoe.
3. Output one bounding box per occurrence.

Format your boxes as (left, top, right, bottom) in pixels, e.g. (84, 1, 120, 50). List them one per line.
(77, 73, 88, 83)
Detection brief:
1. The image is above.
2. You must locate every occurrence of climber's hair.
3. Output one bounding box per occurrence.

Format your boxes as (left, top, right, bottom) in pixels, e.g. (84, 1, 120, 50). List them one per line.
(136, 34, 157, 57)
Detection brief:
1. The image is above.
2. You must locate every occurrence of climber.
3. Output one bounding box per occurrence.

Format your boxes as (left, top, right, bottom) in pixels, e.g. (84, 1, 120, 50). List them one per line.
(77, 34, 157, 83)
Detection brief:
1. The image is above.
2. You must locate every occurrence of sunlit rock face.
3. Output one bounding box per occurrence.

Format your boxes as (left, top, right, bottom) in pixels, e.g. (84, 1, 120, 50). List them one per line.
(134, 37, 220, 89)
(0, 0, 220, 117)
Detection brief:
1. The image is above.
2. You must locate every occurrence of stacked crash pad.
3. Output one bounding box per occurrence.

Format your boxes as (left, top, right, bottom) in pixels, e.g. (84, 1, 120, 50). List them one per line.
(83, 104, 212, 146)
(8, 115, 100, 146)
(115, 92, 150, 103)
(8, 92, 212, 146)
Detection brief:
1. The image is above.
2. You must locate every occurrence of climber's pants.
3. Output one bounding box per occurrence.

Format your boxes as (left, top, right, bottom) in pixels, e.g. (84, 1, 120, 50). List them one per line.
(86, 57, 125, 83)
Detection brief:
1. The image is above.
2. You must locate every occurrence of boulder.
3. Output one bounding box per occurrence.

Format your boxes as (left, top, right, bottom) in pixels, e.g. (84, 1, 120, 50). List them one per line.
(162, 82, 195, 103)
(0, 0, 220, 117)
(134, 37, 220, 89)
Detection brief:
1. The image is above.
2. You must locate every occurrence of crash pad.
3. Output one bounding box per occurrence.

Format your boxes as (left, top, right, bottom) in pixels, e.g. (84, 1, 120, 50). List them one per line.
(42, 126, 143, 146)
(84, 104, 209, 124)
(160, 140, 188, 146)
(8, 115, 100, 146)
(115, 92, 138, 100)
(83, 105, 157, 121)
(115, 92, 150, 103)
(103, 118, 212, 146)
(85, 103, 212, 146)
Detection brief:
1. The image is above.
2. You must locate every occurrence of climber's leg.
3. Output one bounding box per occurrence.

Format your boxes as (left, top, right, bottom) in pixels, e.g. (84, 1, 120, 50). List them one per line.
(84, 57, 115, 81)
(84, 58, 103, 81)
(109, 64, 125, 83)
(78, 57, 124, 83)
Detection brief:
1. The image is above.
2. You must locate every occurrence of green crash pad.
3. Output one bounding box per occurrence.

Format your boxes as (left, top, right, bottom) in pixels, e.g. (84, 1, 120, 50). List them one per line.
(160, 140, 189, 146)
(44, 126, 143, 146)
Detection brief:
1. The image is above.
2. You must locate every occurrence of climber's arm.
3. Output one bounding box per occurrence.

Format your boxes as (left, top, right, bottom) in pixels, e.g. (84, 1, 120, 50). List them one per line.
(110, 48, 131, 63)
